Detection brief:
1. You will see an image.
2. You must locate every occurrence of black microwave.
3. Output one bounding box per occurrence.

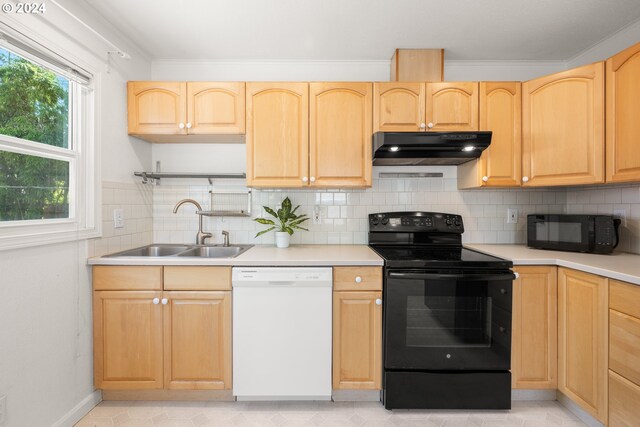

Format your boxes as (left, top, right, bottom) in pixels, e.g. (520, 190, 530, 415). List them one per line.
(527, 214, 621, 254)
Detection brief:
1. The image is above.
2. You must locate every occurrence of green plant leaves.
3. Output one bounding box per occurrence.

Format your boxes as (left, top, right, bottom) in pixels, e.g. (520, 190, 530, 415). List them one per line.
(254, 226, 275, 238)
(253, 196, 310, 238)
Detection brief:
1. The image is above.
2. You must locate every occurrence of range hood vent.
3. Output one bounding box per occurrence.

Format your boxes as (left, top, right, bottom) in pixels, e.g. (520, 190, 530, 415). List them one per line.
(372, 131, 492, 166)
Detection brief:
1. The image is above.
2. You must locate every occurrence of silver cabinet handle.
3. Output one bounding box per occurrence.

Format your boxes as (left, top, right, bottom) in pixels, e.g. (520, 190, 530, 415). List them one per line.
(302, 176, 308, 183)
(161, 298, 168, 305)
(178, 122, 185, 129)
(522, 176, 529, 183)
(427, 122, 434, 129)
(152, 298, 160, 305)
(186, 122, 192, 129)
(375, 299, 382, 305)
(482, 176, 489, 182)
(419, 123, 426, 129)
(514, 272, 520, 279)
(355, 276, 362, 283)
(310, 176, 316, 183)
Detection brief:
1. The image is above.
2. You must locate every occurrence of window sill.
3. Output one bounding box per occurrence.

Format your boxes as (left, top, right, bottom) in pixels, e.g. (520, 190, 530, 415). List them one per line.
(0, 226, 100, 251)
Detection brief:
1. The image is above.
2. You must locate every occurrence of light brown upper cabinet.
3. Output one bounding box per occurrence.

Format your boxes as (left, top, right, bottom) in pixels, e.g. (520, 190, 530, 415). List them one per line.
(186, 82, 245, 135)
(522, 62, 605, 187)
(558, 268, 608, 423)
(606, 42, 640, 183)
(373, 82, 425, 132)
(511, 266, 557, 390)
(128, 81, 187, 137)
(310, 82, 373, 188)
(425, 82, 479, 131)
(458, 82, 522, 188)
(246, 82, 310, 188)
(128, 81, 245, 142)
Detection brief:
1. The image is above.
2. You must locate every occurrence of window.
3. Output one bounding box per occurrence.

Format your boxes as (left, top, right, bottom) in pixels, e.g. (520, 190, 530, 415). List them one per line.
(0, 36, 97, 249)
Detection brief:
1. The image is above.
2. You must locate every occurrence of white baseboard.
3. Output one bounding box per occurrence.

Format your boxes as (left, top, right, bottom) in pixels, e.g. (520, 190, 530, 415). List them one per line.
(52, 390, 102, 427)
(556, 391, 604, 427)
(512, 389, 557, 401)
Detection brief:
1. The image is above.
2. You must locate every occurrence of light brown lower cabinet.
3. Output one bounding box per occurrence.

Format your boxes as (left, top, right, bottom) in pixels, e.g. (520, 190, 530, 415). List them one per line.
(558, 268, 608, 423)
(333, 290, 382, 390)
(608, 279, 640, 426)
(511, 266, 557, 389)
(93, 266, 232, 391)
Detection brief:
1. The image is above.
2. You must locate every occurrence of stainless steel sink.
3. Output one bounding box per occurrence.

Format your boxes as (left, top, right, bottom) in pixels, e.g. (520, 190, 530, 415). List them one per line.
(105, 244, 252, 259)
(107, 244, 191, 257)
(177, 245, 253, 258)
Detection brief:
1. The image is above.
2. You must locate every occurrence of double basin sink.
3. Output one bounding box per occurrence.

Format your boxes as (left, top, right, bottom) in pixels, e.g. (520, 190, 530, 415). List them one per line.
(107, 244, 253, 259)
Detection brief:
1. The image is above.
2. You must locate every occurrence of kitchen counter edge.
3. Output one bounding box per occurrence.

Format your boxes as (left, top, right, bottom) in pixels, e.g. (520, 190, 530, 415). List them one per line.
(87, 244, 384, 267)
(467, 244, 640, 286)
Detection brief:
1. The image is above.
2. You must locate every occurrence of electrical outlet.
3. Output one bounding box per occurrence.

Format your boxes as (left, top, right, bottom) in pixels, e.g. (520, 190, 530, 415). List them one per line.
(313, 205, 322, 225)
(0, 395, 6, 426)
(507, 208, 518, 224)
(613, 208, 627, 227)
(113, 209, 124, 229)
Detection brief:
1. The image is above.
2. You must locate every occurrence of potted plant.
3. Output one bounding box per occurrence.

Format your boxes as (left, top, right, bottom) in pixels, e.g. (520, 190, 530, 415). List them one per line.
(254, 197, 309, 248)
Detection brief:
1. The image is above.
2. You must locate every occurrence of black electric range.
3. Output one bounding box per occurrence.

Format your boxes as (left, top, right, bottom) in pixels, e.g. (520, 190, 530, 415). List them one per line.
(368, 212, 515, 410)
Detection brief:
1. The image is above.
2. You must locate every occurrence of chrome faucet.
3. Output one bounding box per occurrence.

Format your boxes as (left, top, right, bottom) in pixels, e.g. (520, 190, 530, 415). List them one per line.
(222, 230, 230, 247)
(172, 199, 213, 245)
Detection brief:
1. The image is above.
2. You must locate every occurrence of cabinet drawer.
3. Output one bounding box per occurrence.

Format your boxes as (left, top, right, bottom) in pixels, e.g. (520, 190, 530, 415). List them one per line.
(164, 266, 231, 291)
(609, 370, 640, 427)
(333, 267, 382, 291)
(610, 280, 640, 318)
(93, 266, 162, 290)
(610, 309, 640, 385)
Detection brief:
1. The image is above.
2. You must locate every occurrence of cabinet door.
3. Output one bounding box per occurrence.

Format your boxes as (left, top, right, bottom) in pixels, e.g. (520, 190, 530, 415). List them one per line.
(522, 63, 604, 186)
(511, 266, 557, 389)
(480, 82, 521, 186)
(187, 82, 245, 134)
(127, 81, 187, 135)
(333, 291, 382, 390)
(606, 42, 640, 183)
(373, 82, 425, 131)
(558, 268, 608, 423)
(93, 291, 163, 390)
(246, 82, 309, 187)
(310, 82, 372, 188)
(164, 291, 231, 390)
(425, 82, 479, 131)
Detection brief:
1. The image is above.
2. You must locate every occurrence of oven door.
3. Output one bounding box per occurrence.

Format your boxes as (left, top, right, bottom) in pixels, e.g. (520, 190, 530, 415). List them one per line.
(384, 269, 514, 371)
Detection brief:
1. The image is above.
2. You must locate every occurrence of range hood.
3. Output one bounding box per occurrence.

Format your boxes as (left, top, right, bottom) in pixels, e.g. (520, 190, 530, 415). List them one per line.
(372, 131, 492, 166)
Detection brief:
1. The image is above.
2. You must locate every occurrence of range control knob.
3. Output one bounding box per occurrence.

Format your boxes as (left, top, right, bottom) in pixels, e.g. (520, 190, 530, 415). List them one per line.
(445, 218, 452, 226)
(371, 216, 379, 226)
(381, 217, 389, 225)
(454, 219, 461, 227)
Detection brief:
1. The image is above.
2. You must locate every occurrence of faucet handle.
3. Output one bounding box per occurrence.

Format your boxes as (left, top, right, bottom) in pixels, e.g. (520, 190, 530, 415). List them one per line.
(222, 230, 230, 247)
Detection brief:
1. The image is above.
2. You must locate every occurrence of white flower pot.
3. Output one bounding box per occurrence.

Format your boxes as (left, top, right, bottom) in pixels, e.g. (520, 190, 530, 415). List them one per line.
(275, 232, 290, 248)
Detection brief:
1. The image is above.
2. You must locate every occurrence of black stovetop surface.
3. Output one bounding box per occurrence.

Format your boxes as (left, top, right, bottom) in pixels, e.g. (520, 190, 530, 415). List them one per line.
(369, 245, 513, 270)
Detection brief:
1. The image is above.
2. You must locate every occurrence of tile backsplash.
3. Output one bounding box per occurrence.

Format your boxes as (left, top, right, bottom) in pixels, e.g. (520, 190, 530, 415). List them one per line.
(566, 184, 640, 254)
(152, 167, 567, 247)
(88, 181, 154, 257)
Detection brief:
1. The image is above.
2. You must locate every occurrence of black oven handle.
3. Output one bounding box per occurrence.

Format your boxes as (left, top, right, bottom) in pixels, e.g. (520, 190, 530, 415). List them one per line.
(388, 271, 517, 281)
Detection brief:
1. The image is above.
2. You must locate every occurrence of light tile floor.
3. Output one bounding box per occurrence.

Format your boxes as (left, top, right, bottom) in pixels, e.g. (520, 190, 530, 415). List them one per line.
(75, 400, 587, 427)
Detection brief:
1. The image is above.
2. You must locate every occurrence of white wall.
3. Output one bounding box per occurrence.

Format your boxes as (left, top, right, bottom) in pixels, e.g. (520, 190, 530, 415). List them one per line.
(0, 1, 151, 426)
(444, 60, 565, 81)
(567, 18, 640, 68)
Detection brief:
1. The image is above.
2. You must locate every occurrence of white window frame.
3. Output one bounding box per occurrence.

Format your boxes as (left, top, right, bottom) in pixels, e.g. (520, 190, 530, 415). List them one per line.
(0, 39, 99, 250)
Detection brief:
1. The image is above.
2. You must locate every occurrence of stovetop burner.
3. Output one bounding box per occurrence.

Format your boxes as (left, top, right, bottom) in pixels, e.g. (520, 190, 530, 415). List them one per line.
(370, 245, 511, 269)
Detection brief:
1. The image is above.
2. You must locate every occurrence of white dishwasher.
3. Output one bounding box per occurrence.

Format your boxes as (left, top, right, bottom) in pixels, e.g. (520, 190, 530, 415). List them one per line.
(232, 267, 332, 400)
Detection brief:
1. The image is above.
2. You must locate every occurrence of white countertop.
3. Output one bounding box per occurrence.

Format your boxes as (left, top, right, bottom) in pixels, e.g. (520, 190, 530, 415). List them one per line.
(467, 244, 640, 286)
(88, 244, 384, 267)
